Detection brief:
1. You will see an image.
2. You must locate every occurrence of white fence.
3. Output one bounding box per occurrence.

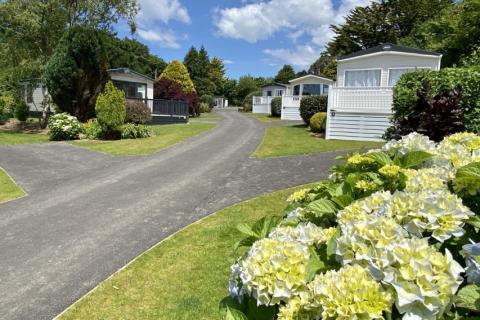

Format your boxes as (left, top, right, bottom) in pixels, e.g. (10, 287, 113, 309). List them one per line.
(326, 87, 394, 142)
(281, 95, 302, 120)
(252, 96, 274, 114)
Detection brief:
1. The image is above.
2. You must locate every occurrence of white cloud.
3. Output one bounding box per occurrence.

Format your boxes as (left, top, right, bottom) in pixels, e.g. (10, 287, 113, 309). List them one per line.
(137, 0, 190, 24)
(214, 0, 375, 67)
(223, 59, 234, 64)
(264, 45, 319, 68)
(135, 0, 190, 49)
(137, 29, 181, 48)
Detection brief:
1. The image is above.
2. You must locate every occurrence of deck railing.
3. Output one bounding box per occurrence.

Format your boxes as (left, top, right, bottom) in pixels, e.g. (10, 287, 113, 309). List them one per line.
(329, 87, 393, 114)
(127, 98, 189, 118)
(281, 95, 302, 109)
(253, 96, 275, 106)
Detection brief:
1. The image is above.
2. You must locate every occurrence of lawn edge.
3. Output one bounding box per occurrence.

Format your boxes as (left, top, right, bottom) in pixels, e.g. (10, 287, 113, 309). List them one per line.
(0, 167, 27, 204)
(53, 182, 315, 320)
(68, 122, 217, 157)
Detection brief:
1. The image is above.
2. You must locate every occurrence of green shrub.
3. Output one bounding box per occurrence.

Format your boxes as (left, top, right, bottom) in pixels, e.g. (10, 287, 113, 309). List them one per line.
(270, 97, 282, 117)
(125, 100, 151, 124)
(95, 81, 126, 139)
(0, 94, 15, 122)
(83, 118, 102, 139)
(386, 67, 480, 139)
(309, 112, 327, 133)
(199, 102, 211, 113)
(243, 90, 261, 112)
(200, 94, 214, 108)
(299, 95, 328, 125)
(48, 113, 82, 141)
(14, 100, 30, 122)
(121, 123, 151, 139)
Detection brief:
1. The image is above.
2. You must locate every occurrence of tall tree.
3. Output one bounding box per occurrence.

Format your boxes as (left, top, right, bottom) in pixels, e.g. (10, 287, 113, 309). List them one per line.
(274, 65, 296, 84)
(308, 53, 337, 79)
(45, 26, 108, 121)
(209, 57, 226, 95)
(235, 75, 258, 103)
(159, 60, 196, 93)
(183, 46, 200, 79)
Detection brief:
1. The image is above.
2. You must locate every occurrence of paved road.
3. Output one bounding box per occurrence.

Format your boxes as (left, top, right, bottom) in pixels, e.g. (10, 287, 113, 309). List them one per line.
(0, 110, 343, 320)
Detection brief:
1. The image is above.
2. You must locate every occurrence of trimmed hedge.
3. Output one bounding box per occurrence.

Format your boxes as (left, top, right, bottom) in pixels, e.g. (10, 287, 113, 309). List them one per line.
(95, 81, 126, 139)
(299, 95, 328, 125)
(270, 97, 282, 117)
(309, 112, 327, 133)
(386, 67, 480, 139)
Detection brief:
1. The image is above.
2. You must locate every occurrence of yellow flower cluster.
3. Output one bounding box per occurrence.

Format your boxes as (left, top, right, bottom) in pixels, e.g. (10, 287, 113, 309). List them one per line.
(354, 180, 378, 191)
(307, 265, 393, 320)
(347, 153, 376, 165)
(269, 223, 337, 247)
(401, 167, 452, 192)
(287, 188, 311, 203)
(379, 164, 401, 178)
(240, 238, 310, 306)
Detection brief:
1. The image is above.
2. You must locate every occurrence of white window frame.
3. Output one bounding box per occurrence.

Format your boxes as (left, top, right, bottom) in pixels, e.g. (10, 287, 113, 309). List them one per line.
(343, 68, 382, 87)
(387, 66, 432, 87)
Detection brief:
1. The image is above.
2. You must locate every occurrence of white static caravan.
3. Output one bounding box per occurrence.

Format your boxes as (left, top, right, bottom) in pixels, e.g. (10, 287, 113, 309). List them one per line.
(326, 43, 442, 141)
(281, 74, 334, 120)
(252, 83, 287, 114)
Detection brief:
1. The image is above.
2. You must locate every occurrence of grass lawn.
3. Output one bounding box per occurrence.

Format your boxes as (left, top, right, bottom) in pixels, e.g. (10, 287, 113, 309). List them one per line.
(247, 113, 286, 123)
(59, 184, 314, 320)
(0, 167, 26, 204)
(0, 130, 49, 145)
(72, 122, 215, 156)
(253, 125, 383, 158)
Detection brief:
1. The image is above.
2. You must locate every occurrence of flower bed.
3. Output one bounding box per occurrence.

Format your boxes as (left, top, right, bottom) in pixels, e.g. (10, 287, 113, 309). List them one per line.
(225, 132, 480, 320)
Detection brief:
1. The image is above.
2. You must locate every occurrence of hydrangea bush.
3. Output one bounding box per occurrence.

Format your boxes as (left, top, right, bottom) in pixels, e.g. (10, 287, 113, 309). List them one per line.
(223, 132, 480, 320)
(48, 113, 82, 141)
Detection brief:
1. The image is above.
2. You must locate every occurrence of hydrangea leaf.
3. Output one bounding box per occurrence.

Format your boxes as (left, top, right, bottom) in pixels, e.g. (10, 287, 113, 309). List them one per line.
(399, 151, 433, 168)
(366, 151, 394, 165)
(454, 162, 480, 196)
(306, 247, 327, 281)
(226, 306, 248, 320)
(456, 284, 480, 312)
(246, 297, 276, 320)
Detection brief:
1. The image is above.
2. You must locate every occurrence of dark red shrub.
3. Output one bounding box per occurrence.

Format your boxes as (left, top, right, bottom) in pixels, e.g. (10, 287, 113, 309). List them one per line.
(154, 78, 199, 115)
(125, 100, 152, 124)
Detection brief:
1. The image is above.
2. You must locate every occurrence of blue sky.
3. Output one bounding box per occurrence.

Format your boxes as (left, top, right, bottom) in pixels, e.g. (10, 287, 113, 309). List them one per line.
(115, 0, 373, 79)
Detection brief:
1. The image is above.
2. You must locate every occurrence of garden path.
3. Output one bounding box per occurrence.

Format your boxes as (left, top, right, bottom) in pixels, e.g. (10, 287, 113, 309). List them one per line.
(0, 110, 342, 320)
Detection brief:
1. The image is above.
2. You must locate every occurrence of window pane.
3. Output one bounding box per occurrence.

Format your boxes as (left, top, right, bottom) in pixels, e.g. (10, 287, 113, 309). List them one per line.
(388, 68, 413, 87)
(302, 84, 321, 96)
(323, 85, 329, 95)
(345, 70, 381, 87)
(266, 90, 272, 96)
(293, 85, 301, 95)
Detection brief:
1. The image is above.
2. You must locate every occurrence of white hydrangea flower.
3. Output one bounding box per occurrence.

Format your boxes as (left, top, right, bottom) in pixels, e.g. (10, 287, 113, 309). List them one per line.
(269, 223, 337, 247)
(382, 133, 436, 155)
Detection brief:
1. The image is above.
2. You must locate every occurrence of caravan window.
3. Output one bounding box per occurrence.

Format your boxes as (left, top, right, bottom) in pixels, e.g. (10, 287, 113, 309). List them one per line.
(388, 68, 430, 87)
(344, 69, 381, 87)
(322, 84, 329, 96)
(293, 85, 301, 96)
(302, 84, 321, 96)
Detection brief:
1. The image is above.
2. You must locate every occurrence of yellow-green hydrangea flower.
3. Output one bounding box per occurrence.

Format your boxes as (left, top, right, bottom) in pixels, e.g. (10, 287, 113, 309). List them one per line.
(269, 223, 337, 247)
(379, 164, 401, 178)
(287, 188, 311, 203)
(354, 180, 378, 192)
(240, 238, 310, 306)
(401, 167, 452, 192)
(347, 153, 376, 166)
(442, 132, 480, 151)
(307, 265, 393, 320)
(336, 191, 392, 225)
(385, 238, 464, 320)
(277, 296, 314, 320)
(383, 132, 436, 155)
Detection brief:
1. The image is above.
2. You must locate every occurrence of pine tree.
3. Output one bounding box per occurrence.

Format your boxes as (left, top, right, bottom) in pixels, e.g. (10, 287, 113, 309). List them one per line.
(274, 65, 296, 84)
(159, 60, 196, 93)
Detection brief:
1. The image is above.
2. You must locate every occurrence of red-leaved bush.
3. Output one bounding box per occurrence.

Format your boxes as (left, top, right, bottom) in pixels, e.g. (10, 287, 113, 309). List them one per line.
(154, 78, 199, 115)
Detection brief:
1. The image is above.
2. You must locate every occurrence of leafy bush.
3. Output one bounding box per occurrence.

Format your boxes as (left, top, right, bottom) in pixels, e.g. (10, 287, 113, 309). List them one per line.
(309, 112, 327, 133)
(200, 94, 214, 108)
(243, 90, 261, 112)
(299, 95, 328, 125)
(154, 77, 200, 115)
(158, 60, 196, 93)
(95, 81, 126, 139)
(121, 123, 151, 139)
(386, 80, 465, 141)
(224, 131, 480, 320)
(125, 100, 152, 124)
(270, 97, 282, 117)
(14, 100, 30, 122)
(48, 113, 82, 140)
(199, 102, 211, 113)
(0, 93, 15, 122)
(387, 67, 480, 139)
(83, 118, 102, 139)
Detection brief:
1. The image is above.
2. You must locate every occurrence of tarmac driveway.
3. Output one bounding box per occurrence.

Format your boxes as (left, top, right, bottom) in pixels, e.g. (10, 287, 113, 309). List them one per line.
(0, 110, 343, 320)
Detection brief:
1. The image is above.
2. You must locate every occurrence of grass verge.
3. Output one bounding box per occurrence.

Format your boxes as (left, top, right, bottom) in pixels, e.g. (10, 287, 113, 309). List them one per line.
(192, 112, 223, 121)
(0, 130, 49, 145)
(247, 113, 286, 123)
(58, 184, 314, 320)
(72, 122, 215, 156)
(253, 125, 383, 158)
(0, 167, 26, 203)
